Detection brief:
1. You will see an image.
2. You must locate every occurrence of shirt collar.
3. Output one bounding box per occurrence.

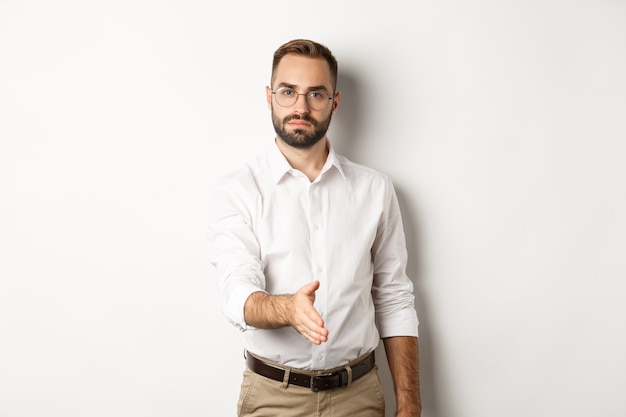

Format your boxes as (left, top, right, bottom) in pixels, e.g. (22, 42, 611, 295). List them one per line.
(268, 138, 346, 184)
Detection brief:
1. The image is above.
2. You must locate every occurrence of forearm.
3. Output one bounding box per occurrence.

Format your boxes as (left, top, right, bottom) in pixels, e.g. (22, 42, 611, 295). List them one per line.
(243, 291, 293, 329)
(383, 336, 421, 416)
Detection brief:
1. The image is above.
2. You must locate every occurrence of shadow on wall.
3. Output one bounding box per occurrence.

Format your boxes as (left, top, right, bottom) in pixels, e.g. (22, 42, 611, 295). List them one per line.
(329, 68, 365, 159)
(333, 68, 440, 417)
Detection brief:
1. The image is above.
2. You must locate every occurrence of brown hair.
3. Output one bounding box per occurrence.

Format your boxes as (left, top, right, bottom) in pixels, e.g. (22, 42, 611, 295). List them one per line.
(271, 39, 338, 90)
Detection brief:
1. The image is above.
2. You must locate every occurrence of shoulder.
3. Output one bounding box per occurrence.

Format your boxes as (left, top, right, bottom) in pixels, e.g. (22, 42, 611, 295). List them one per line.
(335, 154, 395, 189)
(214, 153, 269, 190)
(208, 154, 271, 211)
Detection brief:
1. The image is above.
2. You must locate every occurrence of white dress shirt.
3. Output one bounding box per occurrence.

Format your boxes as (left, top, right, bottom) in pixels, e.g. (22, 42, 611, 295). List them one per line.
(207, 140, 418, 370)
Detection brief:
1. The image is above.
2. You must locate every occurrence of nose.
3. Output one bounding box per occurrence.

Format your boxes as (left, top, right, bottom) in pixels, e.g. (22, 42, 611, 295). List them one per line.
(292, 93, 310, 114)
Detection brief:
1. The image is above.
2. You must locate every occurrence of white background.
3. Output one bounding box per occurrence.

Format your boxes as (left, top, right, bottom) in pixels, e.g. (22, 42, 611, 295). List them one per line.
(1, 1, 625, 416)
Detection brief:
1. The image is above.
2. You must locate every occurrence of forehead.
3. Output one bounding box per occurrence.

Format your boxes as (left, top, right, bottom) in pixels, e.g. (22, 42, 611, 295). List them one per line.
(273, 54, 333, 89)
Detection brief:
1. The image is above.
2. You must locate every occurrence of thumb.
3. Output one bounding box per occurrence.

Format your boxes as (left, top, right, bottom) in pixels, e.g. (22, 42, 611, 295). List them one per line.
(302, 280, 320, 295)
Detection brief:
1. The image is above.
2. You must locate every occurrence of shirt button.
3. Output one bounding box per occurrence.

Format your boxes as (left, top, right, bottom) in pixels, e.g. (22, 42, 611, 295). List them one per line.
(317, 266, 323, 273)
(313, 224, 319, 230)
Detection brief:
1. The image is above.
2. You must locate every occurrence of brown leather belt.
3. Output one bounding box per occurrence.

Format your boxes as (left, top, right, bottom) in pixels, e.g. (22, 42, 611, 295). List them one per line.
(246, 351, 375, 392)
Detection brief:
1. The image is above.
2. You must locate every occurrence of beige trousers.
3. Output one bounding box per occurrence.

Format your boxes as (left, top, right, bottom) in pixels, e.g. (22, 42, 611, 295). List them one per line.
(237, 363, 385, 417)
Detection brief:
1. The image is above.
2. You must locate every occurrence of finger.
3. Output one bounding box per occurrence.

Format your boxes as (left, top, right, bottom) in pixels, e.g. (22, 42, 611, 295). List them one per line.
(304, 319, 329, 343)
(295, 317, 327, 344)
(300, 280, 320, 297)
(304, 328, 326, 345)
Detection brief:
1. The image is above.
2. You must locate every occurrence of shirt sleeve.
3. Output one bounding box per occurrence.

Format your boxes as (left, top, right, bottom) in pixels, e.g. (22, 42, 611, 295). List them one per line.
(371, 178, 419, 338)
(206, 176, 266, 331)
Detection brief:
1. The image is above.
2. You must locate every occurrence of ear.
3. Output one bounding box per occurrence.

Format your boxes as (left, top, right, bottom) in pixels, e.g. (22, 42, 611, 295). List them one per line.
(265, 86, 273, 110)
(331, 91, 341, 114)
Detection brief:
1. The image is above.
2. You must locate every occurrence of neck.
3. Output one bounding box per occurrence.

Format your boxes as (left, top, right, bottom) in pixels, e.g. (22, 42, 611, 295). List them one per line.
(276, 136, 329, 182)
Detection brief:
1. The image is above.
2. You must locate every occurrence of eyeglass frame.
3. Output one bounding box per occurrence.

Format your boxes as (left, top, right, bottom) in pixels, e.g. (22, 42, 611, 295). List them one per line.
(270, 86, 336, 111)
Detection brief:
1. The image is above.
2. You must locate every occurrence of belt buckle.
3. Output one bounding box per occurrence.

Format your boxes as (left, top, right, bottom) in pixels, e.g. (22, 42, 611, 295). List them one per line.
(310, 372, 340, 392)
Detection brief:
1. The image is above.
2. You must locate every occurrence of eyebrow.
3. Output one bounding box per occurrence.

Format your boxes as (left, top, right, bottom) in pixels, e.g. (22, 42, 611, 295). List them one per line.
(276, 82, 331, 93)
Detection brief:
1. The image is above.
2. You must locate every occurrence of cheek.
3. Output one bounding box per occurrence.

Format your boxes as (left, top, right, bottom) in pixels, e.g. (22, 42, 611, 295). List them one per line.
(273, 107, 292, 122)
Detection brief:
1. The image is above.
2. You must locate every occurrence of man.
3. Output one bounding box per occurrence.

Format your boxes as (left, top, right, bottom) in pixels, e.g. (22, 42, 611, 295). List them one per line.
(207, 39, 421, 416)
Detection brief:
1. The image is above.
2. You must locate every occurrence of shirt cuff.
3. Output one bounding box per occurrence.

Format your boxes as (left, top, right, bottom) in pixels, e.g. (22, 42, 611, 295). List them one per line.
(376, 309, 419, 338)
(221, 280, 267, 332)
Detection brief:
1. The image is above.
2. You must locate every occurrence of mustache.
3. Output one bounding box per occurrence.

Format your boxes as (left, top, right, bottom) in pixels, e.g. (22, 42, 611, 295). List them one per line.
(284, 114, 317, 125)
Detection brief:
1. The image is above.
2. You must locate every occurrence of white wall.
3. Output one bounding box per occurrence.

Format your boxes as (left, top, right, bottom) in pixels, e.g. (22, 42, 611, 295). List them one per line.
(1, 1, 625, 416)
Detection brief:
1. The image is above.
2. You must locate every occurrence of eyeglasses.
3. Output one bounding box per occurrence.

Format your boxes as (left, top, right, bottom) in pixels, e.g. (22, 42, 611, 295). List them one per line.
(271, 87, 333, 111)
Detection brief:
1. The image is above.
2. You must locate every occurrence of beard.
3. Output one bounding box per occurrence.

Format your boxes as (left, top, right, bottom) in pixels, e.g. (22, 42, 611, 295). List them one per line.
(272, 111, 332, 149)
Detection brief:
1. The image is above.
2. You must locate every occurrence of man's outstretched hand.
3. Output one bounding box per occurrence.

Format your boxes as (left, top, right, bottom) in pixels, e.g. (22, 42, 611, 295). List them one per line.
(243, 280, 329, 345)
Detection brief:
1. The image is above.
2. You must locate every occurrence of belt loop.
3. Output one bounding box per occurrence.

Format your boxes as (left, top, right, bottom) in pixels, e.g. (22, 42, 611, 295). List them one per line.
(281, 367, 291, 389)
(345, 365, 353, 387)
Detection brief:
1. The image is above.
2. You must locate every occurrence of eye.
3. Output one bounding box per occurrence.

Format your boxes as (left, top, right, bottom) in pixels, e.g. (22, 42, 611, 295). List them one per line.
(279, 88, 296, 96)
(308, 91, 328, 99)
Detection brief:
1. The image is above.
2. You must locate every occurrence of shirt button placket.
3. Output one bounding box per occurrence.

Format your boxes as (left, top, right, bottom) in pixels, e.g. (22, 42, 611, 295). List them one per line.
(309, 184, 327, 369)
